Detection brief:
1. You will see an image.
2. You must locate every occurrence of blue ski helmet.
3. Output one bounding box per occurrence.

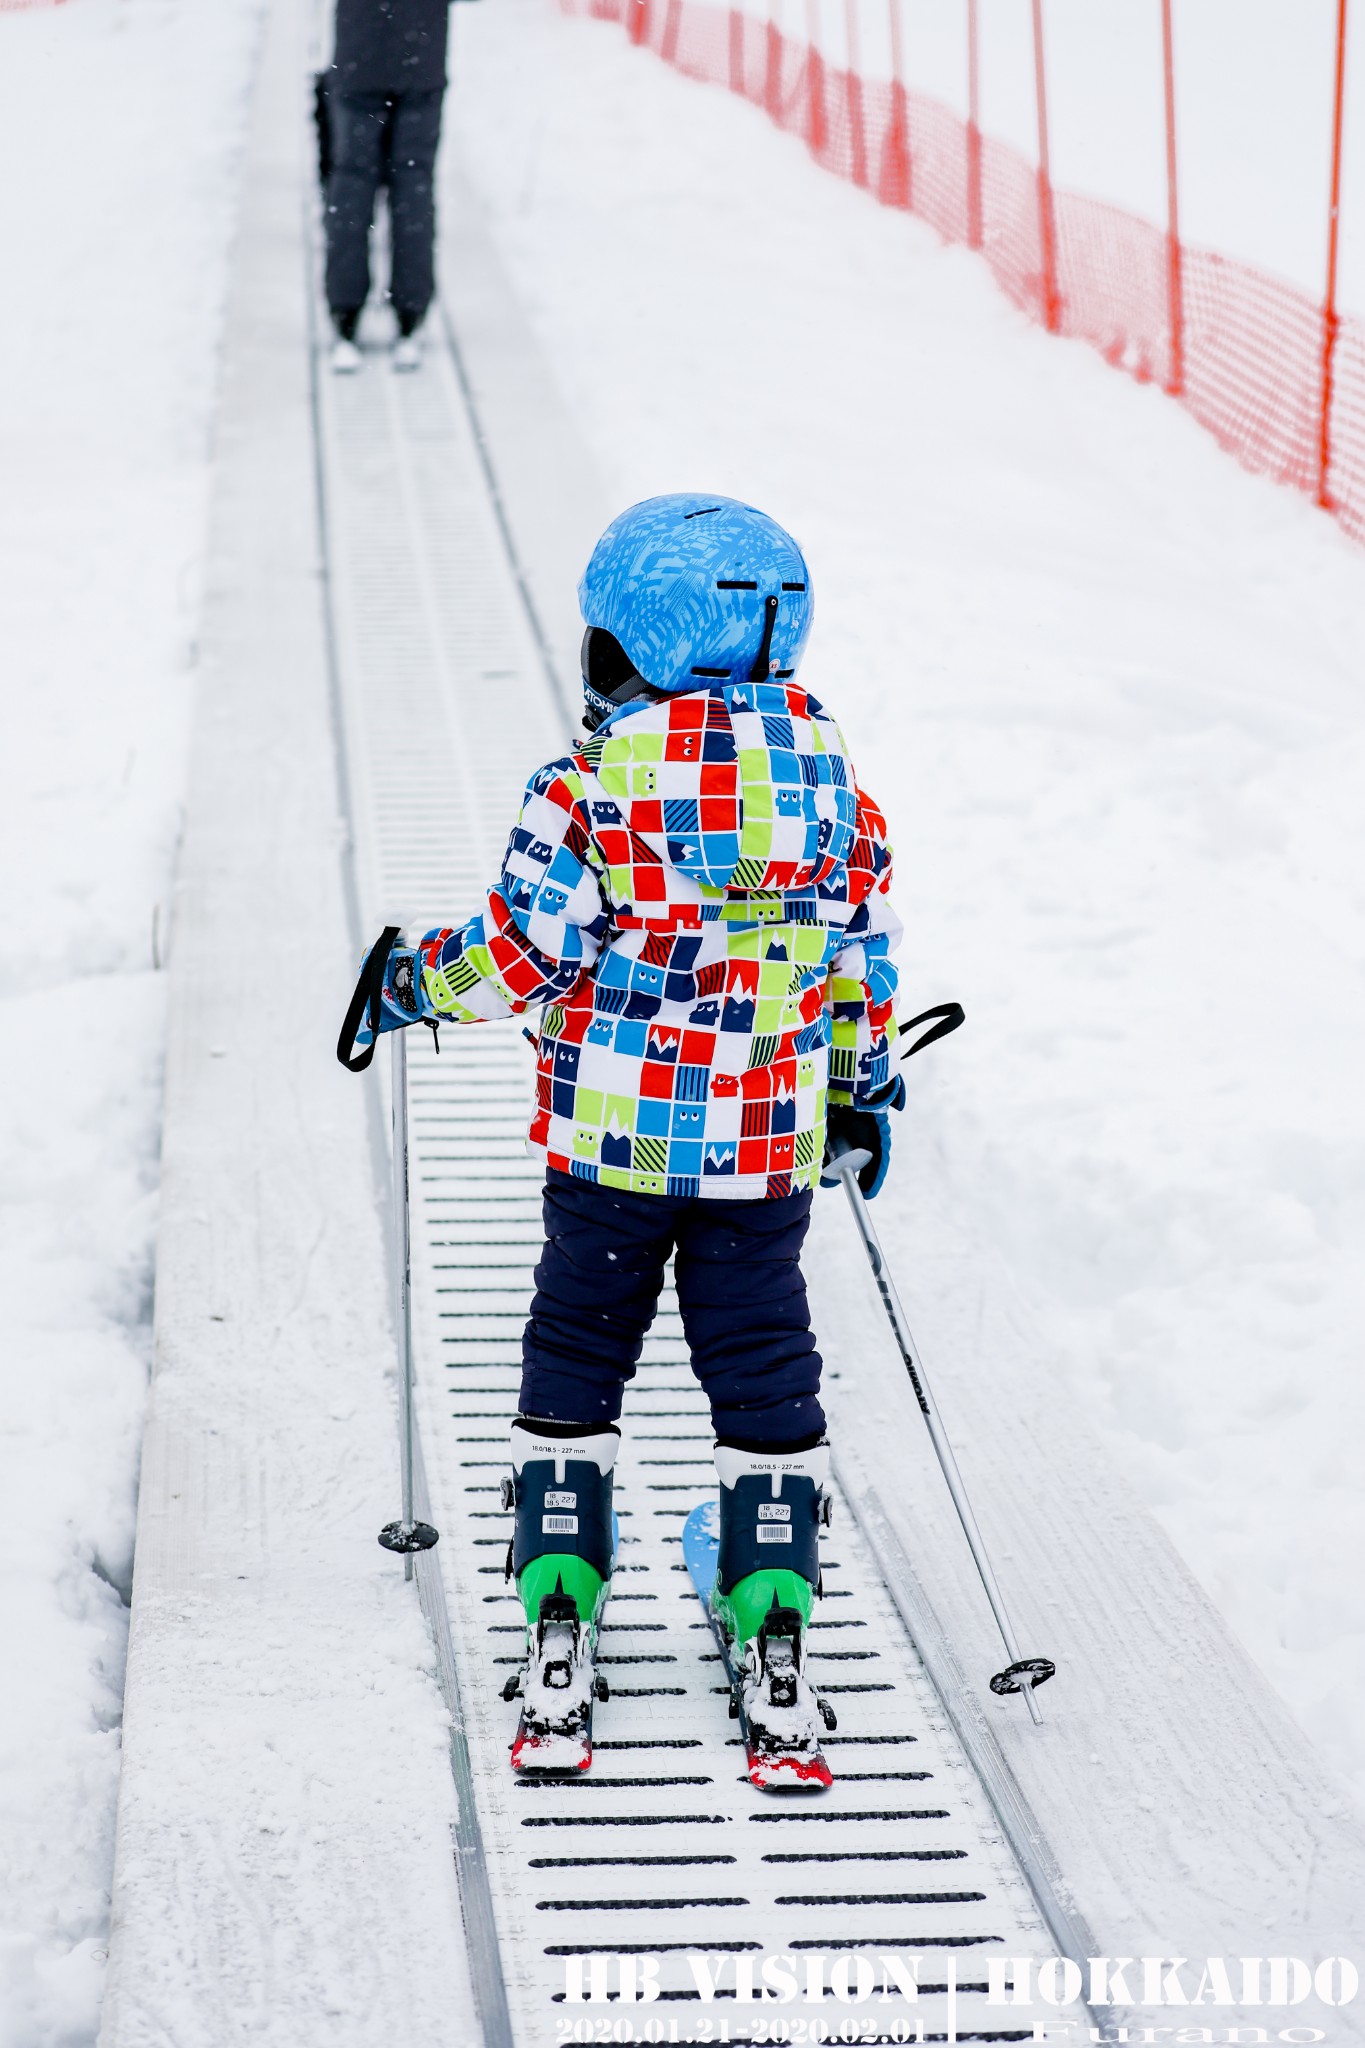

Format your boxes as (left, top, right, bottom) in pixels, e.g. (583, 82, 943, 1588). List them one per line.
(578, 495, 814, 718)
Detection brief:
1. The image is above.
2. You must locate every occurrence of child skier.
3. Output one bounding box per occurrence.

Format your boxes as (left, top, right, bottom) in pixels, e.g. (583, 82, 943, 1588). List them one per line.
(357, 494, 904, 1782)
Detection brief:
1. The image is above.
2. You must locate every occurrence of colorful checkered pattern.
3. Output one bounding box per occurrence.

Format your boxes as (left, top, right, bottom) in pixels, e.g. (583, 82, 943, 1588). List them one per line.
(419, 682, 900, 1200)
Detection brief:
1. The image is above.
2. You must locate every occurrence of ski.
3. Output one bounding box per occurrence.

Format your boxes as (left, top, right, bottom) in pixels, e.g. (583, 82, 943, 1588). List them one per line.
(682, 1500, 835, 1792)
(505, 1591, 608, 1773)
(503, 1511, 618, 1774)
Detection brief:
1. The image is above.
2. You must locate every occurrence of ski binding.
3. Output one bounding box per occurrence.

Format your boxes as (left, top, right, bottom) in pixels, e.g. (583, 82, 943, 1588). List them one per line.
(503, 1501, 619, 1775)
(682, 1500, 834, 1792)
(506, 1591, 608, 1773)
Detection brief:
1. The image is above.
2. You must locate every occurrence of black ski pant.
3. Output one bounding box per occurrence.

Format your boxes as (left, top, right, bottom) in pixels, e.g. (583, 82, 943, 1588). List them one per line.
(519, 1171, 826, 1446)
(324, 87, 444, 327)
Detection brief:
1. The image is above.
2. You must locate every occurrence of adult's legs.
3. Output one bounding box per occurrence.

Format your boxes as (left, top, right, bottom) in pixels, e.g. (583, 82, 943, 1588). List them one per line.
(519, 1172, 681, 1426)
(324, 92, 391, 327)
(386, 87, 444, 330)
(672, 1189, 824, 1445)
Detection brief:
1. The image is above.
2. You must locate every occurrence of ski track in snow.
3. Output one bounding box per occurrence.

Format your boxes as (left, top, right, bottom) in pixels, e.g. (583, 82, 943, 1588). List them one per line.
(0, 3, 265, 2040)
(447, 0, 1365, 1809)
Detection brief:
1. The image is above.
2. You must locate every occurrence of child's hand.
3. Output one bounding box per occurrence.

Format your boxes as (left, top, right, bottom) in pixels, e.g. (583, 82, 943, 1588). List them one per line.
(340, 929, 428, 1071)
(820, 1076, 905, 1200)
(355, 941, 424, 1048)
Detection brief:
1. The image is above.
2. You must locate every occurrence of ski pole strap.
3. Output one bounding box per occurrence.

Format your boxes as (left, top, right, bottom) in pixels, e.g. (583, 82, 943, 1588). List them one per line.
(896, 1001, 965, 1063)
(336, 925, 402, 1074)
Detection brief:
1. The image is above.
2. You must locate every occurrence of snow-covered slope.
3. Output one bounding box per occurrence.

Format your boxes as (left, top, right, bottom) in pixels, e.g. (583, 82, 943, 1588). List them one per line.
(7, 0, 1365, 2032)
(0, 3, 263, 2039)
(446, 0, 1365, 1811)
(101, 5, 479, 2042)
(437, 144, 1365, 2027)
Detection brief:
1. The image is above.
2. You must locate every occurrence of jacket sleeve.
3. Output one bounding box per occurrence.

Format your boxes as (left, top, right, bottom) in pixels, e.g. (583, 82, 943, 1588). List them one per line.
(417, 761, 610, 1023)
(826, 784, 902, 1105)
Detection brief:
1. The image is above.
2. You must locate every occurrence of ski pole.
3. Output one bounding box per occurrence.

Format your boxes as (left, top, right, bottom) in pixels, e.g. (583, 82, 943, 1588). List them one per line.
(826, 1131, 1054, 1722)
(376, 1025, 440, 1575)
(336, 930, 439, 1572)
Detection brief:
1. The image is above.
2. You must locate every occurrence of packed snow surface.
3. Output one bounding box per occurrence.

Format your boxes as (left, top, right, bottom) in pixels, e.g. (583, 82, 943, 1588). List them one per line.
(449, 0, 1365, 1806)
(0, 1, 263, 2039)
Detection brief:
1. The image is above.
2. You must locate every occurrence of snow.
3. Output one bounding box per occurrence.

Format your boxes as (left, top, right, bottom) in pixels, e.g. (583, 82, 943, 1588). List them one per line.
(0, 1, 264, 2038)
(448, 0, 1365, 1807)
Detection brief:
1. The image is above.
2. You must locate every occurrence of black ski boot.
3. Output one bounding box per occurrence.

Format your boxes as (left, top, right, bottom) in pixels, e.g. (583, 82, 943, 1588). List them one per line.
(501, 1417, 618, 1772)
(711, 1438, 837, 1789)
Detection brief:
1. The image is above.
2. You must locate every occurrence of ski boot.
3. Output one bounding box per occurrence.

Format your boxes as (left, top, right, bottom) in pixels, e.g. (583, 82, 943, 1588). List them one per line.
(392, 309, 424, 373)
(329, 308, 362, 376)
(712, 1438, 837, 1790)
(500, 1417, 618, 1772)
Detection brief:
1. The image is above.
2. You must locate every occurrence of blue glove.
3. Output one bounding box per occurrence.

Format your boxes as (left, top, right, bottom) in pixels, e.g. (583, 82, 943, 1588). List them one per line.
(338, 928, 428, 1072)
(820, 1075, 905, 1200)
(355, 943, 424, 1050)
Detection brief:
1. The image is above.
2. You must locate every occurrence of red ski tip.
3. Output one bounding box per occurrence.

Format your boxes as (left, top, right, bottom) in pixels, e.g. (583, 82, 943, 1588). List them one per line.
(746, 1747, 833, 1792)
(511, 1728, 592, 1774)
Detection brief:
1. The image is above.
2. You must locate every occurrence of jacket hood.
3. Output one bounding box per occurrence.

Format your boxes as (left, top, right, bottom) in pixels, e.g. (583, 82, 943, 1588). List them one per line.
(587, 681, 859, 892)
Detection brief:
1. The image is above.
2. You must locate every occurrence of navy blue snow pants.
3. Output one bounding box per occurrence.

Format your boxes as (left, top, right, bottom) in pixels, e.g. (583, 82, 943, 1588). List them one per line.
(324, 89, 443, 325)
(519, 1171, 825, 1446)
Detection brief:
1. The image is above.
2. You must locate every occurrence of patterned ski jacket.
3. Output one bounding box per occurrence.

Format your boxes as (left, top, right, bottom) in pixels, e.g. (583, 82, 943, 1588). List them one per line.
(418, 680, 901, 1200)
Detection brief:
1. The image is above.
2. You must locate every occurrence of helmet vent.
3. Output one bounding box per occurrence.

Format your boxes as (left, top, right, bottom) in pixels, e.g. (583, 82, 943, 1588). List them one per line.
(746, 592, 781, 684)
(690, 666, 731, 678)
(716, 579, 758, 590)
(683, 506, 722, 518)
(782, 581, 807, 592)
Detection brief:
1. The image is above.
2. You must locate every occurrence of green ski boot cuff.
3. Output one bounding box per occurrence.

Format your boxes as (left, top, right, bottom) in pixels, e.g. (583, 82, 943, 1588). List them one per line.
(713, 1568, 815, 1648)
(517, 1553, 608, 1630)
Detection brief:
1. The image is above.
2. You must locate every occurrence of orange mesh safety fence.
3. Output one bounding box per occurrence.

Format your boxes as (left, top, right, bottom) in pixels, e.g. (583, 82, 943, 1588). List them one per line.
(568, 0, 1364, 547)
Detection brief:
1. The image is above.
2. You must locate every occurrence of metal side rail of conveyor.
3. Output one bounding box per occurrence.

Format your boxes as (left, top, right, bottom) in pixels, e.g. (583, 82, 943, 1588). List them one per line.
(310, 288, 1080, 2043)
